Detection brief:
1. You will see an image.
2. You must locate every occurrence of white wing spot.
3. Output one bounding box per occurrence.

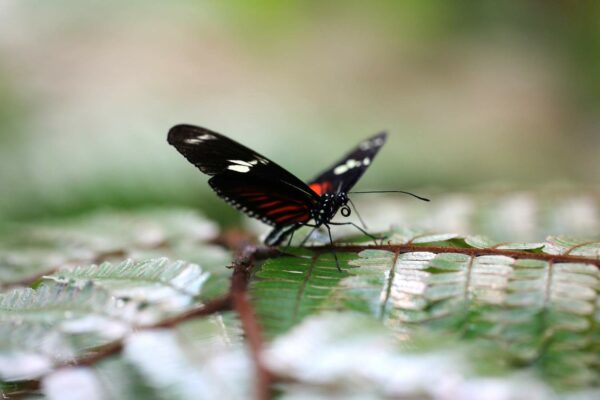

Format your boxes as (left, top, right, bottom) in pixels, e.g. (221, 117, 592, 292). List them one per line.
(346, 159, 360, 168)
(359, 141, 371, 150)
(227, 165, 250, 173)
(185, 133, 215, 144)
(335, 158, 366, 175)
(228, 159, 254, 167)
(334, 165, 348, 175)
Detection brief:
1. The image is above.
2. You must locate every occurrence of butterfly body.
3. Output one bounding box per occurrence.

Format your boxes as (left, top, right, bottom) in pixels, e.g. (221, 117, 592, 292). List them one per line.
(167, 125, 387, 251)
(311, 192, 348, 226)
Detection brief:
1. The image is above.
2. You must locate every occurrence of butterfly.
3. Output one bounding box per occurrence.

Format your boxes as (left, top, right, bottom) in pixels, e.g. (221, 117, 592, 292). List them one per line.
(167, 124, 427, 270)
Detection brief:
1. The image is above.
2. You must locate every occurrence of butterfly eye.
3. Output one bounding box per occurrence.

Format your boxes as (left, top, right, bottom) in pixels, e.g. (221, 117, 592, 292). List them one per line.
(340, 205, 351, 217)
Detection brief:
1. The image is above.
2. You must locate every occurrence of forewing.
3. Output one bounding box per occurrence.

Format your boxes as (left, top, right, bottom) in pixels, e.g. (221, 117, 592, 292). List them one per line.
(208, 173, 315, 226)
(168, 124, 315, 198)
(308, 131, 387, 195)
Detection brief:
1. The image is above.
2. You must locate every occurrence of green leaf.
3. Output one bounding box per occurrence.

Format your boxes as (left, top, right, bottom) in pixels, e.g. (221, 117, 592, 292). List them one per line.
(0, 246, 74, 287)
(126, 243, 231, 301)
(264, 312, 557, 399)
(543, 236, 600, 257)
(0, 258, 219, 382)
(45, 258, 211, 312)
(250, 249, 358, 338)
(26, 208, 219, 252)
(0, 208, 224, 287)
(251, 247, 600, 390)
(1, 203, 600, 395)
(464, 235, 497, 248)
(411, 232, 462, 244)
(41, 312, 248, 400)
(0, 283, 128, 381)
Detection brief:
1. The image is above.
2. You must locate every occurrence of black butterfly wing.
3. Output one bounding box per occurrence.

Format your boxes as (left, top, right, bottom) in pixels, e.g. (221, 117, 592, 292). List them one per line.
(308, 131, 387, 195)
(168, 124, 319, 227)
(208, 172, 314, 227)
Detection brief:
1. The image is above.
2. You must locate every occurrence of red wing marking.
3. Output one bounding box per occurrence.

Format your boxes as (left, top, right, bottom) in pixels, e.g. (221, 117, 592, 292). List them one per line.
(245, 195, 269, 201)
(266, 205, 302, 216)
(309, 181, 332, 196)
(275, 212, 310, 223)
(257, 200, 281, 209)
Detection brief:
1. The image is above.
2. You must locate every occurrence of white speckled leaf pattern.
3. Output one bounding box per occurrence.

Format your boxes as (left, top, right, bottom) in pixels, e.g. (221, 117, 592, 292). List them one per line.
(1, 205, 599, 396)
(348, 250, 600, 388)
(0, 258, 219, 382)
(251, 242, 599, 390)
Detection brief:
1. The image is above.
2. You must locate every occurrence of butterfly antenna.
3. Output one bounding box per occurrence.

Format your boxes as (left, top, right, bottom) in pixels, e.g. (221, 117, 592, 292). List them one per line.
(325, 224, 342, 272)
(348, 198, 369, 230)
(349, 190, 430, 202)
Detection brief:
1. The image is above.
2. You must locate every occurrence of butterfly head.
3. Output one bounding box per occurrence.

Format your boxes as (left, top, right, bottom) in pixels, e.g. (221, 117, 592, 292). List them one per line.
(312, 192, 350, 225)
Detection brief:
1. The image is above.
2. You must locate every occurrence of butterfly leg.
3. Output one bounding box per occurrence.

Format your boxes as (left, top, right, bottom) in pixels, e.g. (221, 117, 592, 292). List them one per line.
(325, 224, 342, 272)
(278, 224, 303, 248)
(293, 224, 320, 247)
(285, 228, 296, 247)
(329, 221, 380, 245)
(283, 222, 313, 247)
(266, 223, 302, 246)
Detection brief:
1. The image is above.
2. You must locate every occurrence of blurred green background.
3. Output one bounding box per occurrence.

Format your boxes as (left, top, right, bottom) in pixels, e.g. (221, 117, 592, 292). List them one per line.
(1, 0, 599, 226)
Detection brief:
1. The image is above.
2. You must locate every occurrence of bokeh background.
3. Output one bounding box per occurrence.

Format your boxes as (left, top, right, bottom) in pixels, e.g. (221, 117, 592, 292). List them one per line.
(1, 1, 599, 227)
